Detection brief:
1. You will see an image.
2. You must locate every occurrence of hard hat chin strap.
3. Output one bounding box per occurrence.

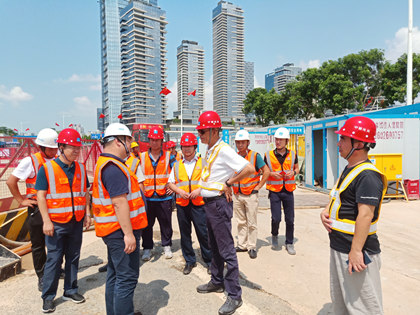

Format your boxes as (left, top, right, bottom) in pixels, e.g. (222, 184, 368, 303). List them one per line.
(117, 136, 130, 157)
(345, 139, 373, 160)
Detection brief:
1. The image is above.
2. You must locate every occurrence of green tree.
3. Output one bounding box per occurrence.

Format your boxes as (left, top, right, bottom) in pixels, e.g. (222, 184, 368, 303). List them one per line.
(0, 126, 18, 136)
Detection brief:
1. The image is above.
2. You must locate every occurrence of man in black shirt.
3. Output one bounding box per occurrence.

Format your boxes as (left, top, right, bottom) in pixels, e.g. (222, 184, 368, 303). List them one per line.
(320, 116, 387, 315)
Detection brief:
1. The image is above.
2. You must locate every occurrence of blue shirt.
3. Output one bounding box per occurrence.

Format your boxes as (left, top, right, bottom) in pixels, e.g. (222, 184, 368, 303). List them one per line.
(147, 150, 176, 202)
(35, 158, 90, 191)
(101, 153, 129, 198)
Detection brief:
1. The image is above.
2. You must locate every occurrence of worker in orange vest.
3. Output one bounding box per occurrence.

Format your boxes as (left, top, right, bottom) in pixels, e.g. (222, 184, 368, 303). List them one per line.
(167, 140, 181, 160)
(264, 127, 299, 255)
(232, 130, 270, 259)
(36, 128, 91, 313)
(92, 123, 148, 315)
(130, 141, 140, 158)
(167, 133, 212, 275)
(6, 128, 58, 292)
(139, 126, 176, 261)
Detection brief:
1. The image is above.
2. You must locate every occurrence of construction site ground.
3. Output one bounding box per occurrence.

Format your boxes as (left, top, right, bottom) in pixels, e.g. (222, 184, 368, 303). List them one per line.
(0, 187, 419, 314)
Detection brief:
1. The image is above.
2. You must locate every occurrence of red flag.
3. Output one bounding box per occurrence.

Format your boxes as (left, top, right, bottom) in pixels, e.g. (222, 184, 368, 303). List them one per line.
(14, 128, 18, 132)
(55, 123, 60, 127)
(25, 128, 30, 131)
(68, 124, 73, 127)
(188, 90, 196, 96)
(118, 113, 122, 119)
(159, 87, 171, 95)
(99, 113, 105, 119)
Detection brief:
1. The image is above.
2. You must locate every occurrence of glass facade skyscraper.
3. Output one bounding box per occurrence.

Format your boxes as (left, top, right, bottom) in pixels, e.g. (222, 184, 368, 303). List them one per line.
(265, 63, 302, 93)
(99, 0, 167, 128)
(212, 1, 245, 123)
(175, 40, 204, 124)
(99, 0, 129, 128)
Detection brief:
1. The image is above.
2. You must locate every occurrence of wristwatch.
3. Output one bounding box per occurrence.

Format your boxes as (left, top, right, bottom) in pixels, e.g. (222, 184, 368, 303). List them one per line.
(225, 180, 232, 187)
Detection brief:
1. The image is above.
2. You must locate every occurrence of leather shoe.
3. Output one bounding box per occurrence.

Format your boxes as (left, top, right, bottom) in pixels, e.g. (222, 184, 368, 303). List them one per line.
(235, 246, 247, 252)
(218, 296, 243, 315)
(197, 281, 224, 293)
(183, 263, 196, 275)
(98, 263, 108, 273)
(248, 249, 257, 259)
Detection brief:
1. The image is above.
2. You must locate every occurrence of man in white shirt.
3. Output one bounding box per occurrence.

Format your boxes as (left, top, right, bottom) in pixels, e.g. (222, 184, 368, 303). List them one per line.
(167, 133, 211, 275)
(6, 128, 58, 292)
(195, 111, 255, 315)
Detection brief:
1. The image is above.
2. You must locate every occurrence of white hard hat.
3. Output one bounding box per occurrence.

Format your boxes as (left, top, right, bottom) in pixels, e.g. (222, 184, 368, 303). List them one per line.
(274, 127, 290, 139)
(235, 130, 250, 141)
(35, 128, 58, 148)
(104, 123, 132, 138)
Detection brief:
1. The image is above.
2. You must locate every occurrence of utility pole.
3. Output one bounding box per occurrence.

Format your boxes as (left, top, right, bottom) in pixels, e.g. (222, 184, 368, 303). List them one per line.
(407, 0, 413, 105)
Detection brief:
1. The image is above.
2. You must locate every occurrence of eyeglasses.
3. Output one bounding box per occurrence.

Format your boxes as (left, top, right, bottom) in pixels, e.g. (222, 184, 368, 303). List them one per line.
(197, 129, 208, 135)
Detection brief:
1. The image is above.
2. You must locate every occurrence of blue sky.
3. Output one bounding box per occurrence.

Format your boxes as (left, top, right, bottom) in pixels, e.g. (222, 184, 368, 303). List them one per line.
(0, 0, 419, 134)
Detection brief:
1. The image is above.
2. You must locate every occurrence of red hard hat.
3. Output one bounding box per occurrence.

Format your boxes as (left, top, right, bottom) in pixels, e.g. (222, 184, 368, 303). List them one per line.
(196, 111, 222, 130)
(148, 126, 164, 139)
(166, 141, 176, 148)
(57, 128, 82, 147)
(180, 133, 198, 146)
(336, 116, 376, 143)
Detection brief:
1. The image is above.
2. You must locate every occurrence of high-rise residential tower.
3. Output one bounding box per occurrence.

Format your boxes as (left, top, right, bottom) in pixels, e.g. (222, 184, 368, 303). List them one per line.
(244, 61, 254, 96)
(174, 40, 205, 124)
(265, 63, 302, 93)
(99, 0, 129, 127)
(119, 0, 168, 126)
(99, 0, 167, 128)
(212, 1, 245, 123)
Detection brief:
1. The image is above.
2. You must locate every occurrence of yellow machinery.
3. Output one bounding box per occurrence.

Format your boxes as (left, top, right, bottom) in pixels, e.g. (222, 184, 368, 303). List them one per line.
(368, 153, 408, 201)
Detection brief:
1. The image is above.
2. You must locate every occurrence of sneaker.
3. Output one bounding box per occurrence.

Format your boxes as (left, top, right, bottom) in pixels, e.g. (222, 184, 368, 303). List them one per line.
(42, 299, 55, 313)
(38, 277, 43, 292)
(62, 293, 86, 304)
(142, 249, 152, 261)
(286, 244, 296, 255)
(197, 281, 224, 294)
(98, 263, 108, 273)
(183, 263, 197, 275)
(218, 296, 243, 315)
(235, 246, 247, 252)
(163, 246, 173, 259)
(248, 249, 257, 259)
(271, 235, 279, 250)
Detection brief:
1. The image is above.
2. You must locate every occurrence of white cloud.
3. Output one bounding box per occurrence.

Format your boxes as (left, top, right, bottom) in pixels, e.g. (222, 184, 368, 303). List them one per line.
(254, 76, 263, 88)
(74, 96, 93, 106)
(89, 84, 102, 91)
(298, 59, 321, 70)
(72, 96, 98, 116)
(0, 85, 33, 105)
(385, 26, 420, 62)
(67, 74, 101, 83)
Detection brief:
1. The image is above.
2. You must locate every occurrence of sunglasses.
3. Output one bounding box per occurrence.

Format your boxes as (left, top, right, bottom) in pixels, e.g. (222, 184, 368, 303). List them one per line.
(197, 129, 208, 135)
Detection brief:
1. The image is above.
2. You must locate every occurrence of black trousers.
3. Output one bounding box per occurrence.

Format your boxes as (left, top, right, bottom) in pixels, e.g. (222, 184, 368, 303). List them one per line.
(28, 206, 46, 279)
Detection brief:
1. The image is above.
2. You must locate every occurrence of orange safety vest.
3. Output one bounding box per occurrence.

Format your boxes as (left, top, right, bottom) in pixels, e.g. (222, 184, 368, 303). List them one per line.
(26, 152, 46, 199)
(130, 152, 138, 159)
(126, 156, 140, 174)
(175, 152, 182, 161)
(232, 150, 260, 195)
(139, 150, 171, 198)
(44, 160, 87, 223)
(265, 149, 296, 192)
(173, 157, 204, 206)
(92, 156, 147, 237)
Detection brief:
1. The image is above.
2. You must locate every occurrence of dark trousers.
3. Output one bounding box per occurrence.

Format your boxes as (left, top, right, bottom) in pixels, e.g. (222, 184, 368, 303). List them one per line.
(42, 217, 83, 301)
(103, 230, 141, 315)
(204, 197, 241, 300)
(269, 190, 295, 245)
(142, 199, 173, 249)
(176, 203, 212, 265)
(28, 206, 46, 279)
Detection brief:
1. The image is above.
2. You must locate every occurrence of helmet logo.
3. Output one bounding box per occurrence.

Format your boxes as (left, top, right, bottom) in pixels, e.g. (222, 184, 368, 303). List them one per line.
(154, 130, 158, 134)
(77, 138, 80, 142)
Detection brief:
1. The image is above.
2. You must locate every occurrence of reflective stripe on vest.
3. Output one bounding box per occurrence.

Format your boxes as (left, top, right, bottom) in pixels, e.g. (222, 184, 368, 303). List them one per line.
(265, 150, 296, 192)
(126, 156, 140, 174)
(328, 163, 387, 235)
(92, 156, 147, 237)
(26, 152, 46, 199)
(199, 141, 229, 191)
(174, 157, 204, 206)
(232, 150, 260, 195)
(44, 160, 86, 223)
(140, 151, 171, 197)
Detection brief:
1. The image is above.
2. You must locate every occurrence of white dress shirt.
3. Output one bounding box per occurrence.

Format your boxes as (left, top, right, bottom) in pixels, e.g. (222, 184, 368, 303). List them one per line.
(168, 155, 199, 183)
(12, 156, 54, 181)
(200, 139, 249, 198)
